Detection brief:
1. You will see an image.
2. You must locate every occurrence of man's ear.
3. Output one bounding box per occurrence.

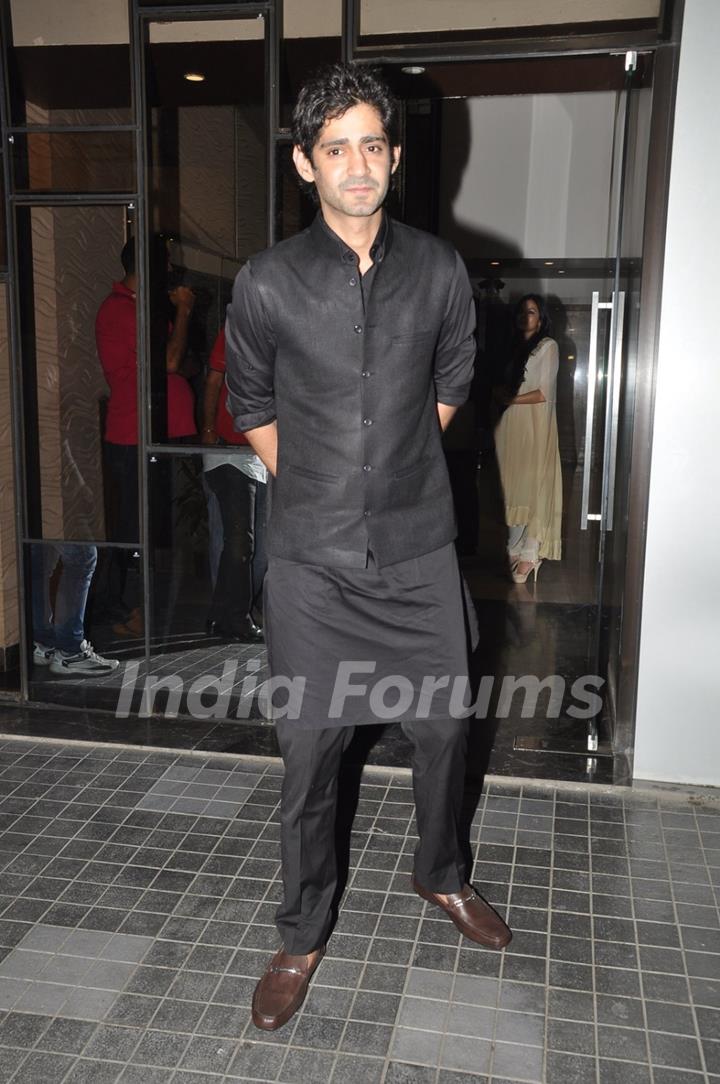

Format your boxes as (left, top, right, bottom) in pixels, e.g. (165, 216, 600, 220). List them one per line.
(391, 145, 402, 174)
(292, 144, 315, 184)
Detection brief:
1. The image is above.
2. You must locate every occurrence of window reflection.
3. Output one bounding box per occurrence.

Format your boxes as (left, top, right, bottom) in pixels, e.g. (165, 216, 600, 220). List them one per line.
(19, 205, 135, 543)
(147, 451, 268, 721)
(146, 16, 267, 445)
(26, 542, 142, 712)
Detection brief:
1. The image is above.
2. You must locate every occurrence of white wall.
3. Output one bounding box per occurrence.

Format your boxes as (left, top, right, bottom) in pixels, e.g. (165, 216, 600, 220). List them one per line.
(439, 93, 618, 258)
(633, 0, 720, 785)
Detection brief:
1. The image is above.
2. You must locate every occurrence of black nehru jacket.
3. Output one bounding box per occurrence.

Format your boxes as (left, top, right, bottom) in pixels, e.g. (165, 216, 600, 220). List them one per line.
(224, 212, 476, 569)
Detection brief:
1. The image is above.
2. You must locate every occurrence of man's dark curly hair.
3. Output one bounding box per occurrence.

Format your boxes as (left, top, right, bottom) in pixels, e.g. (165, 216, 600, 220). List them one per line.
(292, 62, 401, 163)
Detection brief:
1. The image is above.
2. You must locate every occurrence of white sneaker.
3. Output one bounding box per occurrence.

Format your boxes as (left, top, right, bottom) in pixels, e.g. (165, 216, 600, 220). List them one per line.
(49, 640, 119, 677)
(33, 642, 54, 666)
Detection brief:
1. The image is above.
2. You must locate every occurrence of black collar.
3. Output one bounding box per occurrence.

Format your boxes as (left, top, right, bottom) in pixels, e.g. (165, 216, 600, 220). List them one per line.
(311, 211, 391, 266)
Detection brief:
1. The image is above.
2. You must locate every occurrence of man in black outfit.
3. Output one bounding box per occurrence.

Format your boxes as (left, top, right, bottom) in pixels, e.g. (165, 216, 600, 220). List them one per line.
(225, 63, 512, 1032)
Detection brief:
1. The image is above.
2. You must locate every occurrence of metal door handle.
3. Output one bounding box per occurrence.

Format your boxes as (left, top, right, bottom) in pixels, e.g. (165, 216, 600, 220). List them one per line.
(580, 292, 612, 530)
(602, 291, 625, 533)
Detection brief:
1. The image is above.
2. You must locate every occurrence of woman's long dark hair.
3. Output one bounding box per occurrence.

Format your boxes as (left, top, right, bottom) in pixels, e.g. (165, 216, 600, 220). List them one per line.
(505, 293, 553, 398)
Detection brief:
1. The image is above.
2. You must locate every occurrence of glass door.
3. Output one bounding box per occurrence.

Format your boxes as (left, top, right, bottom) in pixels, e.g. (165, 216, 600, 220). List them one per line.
(351, 53, 654, 774)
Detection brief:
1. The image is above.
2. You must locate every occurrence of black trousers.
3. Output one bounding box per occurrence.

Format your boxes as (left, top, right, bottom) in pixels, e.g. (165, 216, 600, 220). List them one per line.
(274, 717, 468, 954)
(205, 465, 257, 631)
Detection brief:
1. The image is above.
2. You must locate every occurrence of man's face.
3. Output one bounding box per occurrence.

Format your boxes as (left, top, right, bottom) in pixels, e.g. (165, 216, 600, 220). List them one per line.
(293, 102, 400, 222)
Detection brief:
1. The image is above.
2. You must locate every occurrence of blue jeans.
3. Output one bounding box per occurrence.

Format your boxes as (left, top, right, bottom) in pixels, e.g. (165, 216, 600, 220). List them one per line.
(31, 543, 97, 654)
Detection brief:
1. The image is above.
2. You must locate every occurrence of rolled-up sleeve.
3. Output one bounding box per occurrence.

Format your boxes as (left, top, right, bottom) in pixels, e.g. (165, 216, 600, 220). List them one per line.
(433, 251, 476, 406)
(224, 262, 277, 432)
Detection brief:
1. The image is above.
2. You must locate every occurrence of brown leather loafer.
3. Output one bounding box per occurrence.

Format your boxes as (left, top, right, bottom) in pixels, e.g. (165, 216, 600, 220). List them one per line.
(251, 946, 325, 1031)
(412, 877, 512, 949)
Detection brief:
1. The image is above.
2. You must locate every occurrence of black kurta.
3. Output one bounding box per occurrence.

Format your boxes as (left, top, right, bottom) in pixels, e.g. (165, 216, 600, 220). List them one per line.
(226, 213, 477, 727)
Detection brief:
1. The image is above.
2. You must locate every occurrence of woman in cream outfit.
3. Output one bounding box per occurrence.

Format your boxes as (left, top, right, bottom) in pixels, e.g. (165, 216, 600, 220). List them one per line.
(494, 294, 562, 584)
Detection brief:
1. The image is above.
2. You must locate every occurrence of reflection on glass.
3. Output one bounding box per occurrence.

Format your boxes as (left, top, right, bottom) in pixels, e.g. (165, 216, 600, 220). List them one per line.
(147, 452, 268, 723)
(146, 16, 267, 444)
(275, 142, 314, 242)
(0, 284, 19, 694)
(10, 0, 130, 126)
(20, 205, 133, 542)
(13, 131, 135, 194)
(0, 164, 6, 268)
(26, 541, 144, 712)
(358, 0, 661, 38)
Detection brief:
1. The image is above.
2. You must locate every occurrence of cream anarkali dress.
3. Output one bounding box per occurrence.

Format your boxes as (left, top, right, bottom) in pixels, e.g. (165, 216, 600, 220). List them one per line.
(495, 336, 562, 561)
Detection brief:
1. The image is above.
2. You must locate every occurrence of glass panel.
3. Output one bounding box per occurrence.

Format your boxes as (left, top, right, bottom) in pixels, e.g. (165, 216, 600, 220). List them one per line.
(0, 284, 20, 694)
(360, 0, 661, 40)
(275, 142, 315, 242)
(25, 540, 145, 713)
(395, 75, 633, 759)
(147, 452, 269, 724)
(18, 204, 138, 542)
(0, 163, 6, 268)
(9, 1, 130, 126)
(12, 131, 135, 194)
(145, 16, 267, 445)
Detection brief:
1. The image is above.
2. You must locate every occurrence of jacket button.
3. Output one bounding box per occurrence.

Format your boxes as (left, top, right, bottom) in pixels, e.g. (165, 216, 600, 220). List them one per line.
(349, 277, 357, 286)
(354, 324, 363, 334)
(362, 418, 373, 426)
(361, 370, 370, 378)
(362, 464, 372, 472)
(364, 510, 371, 517)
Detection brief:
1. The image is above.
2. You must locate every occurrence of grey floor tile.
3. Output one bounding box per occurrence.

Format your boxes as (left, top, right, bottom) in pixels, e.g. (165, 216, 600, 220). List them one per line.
(227, 1039, 285, 1080)
(598, 1059, 652, 1084)
(82, 1022, 144, 1060)
(390, 1026, 442, 1066)
(0, 1011, 51, 1048)
(9, 1049, 77, 1083)
(0, 949, 53, 979)
(439, 1034, 492, 1075)
(61, 985, 119, 1021)
(491, 1040, 544, 1081)
(397, 995, 447, 1031)
(495, 1008, 544, 1045)
(332, 1053, 385, 1083)
(546, 1050, 598, 1084)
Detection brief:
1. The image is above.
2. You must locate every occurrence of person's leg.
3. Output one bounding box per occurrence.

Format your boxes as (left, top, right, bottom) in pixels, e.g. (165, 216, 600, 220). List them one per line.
(52, 545, 98, 654)
(252, 480, 268, 609)
(202, 472, 223, 591)
(519, 535, 540, 563)
(402, 717, 468, 893)
(206, 465, 254, 631)
(30, 544, 57, 649)
(103, 443, 139, 620)
(274, 720, 355, 953)
(507, 524, 526, 560)
(403, 718, 513, 950)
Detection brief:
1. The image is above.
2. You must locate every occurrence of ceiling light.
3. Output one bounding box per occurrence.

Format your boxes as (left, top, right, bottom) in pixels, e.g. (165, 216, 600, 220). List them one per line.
(401, 65, 426, 75)
(544, 260, 554, 266)
(557, 269, 565, 274)
(490, 260, 500, 267)
(184, 72, 205, 83)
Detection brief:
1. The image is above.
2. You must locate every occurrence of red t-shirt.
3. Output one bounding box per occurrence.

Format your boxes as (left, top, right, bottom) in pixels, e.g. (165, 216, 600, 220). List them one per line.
(208, 328, 249, 445)
(95, 281, 197, 444)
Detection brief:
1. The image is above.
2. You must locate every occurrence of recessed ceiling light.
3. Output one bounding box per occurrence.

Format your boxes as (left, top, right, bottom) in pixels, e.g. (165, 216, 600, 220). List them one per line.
(557, 269, 565, 274)
(544, 260, 554, 266)
(490, 260, 500, 267)
(401, 65, 426, 75)
(184, 71, 205, 83)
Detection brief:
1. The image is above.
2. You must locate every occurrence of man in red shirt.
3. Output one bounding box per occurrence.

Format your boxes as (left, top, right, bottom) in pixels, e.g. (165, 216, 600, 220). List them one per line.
(95, 237, 196, 629)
